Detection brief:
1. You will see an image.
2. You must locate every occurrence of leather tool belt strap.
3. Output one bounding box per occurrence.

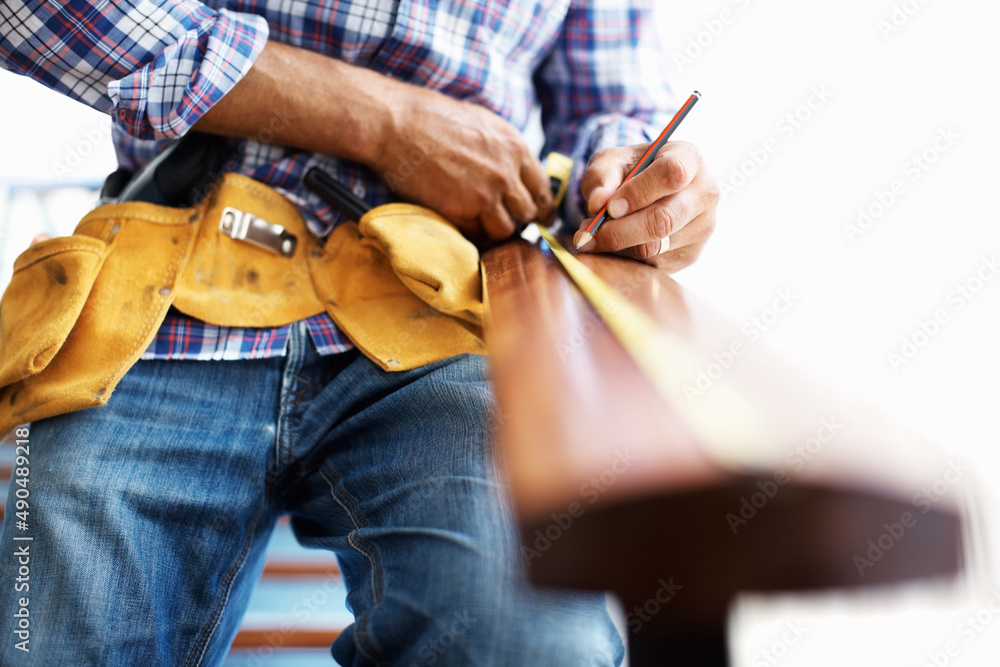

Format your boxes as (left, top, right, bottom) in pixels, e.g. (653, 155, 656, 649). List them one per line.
(0, 173, 485, 435)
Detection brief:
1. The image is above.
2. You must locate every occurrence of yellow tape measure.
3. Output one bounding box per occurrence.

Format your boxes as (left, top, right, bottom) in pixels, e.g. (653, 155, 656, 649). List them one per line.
(532, 223, 771, 470)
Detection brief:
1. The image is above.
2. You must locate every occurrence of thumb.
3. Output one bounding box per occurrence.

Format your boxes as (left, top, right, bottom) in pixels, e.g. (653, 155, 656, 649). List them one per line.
(580, 145, 647, 218)
(585, 184, 616, 220)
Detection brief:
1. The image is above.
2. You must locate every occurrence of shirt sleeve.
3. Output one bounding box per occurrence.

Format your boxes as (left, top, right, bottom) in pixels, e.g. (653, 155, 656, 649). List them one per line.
(0, 0, 269, 140)
(535, 0, 677, 225)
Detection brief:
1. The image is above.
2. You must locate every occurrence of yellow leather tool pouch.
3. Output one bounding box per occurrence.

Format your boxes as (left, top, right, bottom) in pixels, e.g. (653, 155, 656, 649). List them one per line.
(0, 235, 109, 388)
(0, 200, 199, 436)
(310, 205, 485, 371)
(0, 174, 485, 435)
(359, 204, 483, 326)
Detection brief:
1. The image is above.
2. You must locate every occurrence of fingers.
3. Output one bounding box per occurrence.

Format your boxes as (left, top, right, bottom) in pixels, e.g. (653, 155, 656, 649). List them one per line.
(644, 208, 717, 273)
(479, 204, 517, 240)
(492, 152, 548, 229)
(579, 141, 701, 221)
(29, 234, 51, 247)
(609, 208, 715, 270)
(455, 156, 540, 240)
(503, 181, 540, 224)
(520, 157, 552, 215)
(580, 165, 717, 254)
(603, 142, 701, 222)
(580, 145, 648, 217)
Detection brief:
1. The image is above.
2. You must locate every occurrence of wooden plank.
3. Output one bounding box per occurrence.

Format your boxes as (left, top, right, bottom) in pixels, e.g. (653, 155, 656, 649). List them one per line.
(482, 238, 964, 649)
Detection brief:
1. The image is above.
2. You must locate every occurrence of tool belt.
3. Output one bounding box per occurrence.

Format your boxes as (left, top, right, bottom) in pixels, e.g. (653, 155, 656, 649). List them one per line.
(0, 173, 486, 436)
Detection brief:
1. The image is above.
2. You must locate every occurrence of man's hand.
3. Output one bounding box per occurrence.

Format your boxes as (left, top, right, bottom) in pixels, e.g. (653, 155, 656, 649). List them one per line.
(197, 42, 547, 243)
(576, 141, 719, 273)
(371, 86, 550, 243)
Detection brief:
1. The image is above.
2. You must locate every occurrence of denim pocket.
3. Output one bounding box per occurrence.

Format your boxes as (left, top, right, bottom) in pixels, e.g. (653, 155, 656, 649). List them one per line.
(0, 235, 108, 387)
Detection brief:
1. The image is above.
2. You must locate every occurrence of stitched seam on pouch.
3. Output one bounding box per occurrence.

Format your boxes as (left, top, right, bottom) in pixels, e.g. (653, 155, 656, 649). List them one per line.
(101, 225, 192, 389)
(309, 261, 390, 359)
(361, 204, 430, 223)
(12, 244, 104, 273)
(81, 213, 192, 225)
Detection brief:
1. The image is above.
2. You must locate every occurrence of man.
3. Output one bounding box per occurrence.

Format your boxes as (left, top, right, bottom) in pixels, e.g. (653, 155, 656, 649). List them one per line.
(0, 0, 718, 664)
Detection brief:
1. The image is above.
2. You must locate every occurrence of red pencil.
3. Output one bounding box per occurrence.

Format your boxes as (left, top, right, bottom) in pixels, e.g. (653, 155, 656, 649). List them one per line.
(575, 91, 701, 250)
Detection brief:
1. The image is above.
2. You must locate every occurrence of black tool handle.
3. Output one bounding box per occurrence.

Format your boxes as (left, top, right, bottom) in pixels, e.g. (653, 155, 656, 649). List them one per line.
(304, 167, 372, 221)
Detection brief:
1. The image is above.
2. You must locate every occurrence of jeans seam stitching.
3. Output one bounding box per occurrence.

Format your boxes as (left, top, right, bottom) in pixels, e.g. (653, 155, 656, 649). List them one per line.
(278, 323, 310, 468)
(318, 464, 387, 663)
(182, 492, 272, 667)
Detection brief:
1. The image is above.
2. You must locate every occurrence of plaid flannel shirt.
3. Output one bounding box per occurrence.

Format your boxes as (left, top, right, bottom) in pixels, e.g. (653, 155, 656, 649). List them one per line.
(1, 0, 675, 360)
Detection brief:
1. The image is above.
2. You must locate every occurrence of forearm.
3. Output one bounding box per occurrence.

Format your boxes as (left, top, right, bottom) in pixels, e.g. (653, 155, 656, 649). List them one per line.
(194, 41, 392, 167)
(198, 40, 548, 239)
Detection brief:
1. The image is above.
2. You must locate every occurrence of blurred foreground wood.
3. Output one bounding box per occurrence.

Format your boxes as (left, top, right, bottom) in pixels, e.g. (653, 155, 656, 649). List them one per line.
(482, 238, 964, 666)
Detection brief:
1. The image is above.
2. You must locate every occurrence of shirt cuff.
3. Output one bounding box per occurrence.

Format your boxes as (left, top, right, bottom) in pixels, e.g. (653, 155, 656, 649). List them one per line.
(108, 8, 269, 140)
(562, 113, 659, 228)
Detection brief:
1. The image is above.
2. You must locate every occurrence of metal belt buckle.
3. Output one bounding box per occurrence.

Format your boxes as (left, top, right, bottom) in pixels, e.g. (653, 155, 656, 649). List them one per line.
(218, 207, 297, 258)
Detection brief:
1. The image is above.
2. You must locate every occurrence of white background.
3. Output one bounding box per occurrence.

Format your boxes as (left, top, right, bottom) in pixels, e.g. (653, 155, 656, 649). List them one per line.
(660, 1, 999, 665)
(0, 0, 998, 665)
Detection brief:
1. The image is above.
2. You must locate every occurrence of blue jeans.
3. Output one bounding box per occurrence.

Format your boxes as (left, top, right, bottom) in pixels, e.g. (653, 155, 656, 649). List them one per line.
(0, 322, 623, 665)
